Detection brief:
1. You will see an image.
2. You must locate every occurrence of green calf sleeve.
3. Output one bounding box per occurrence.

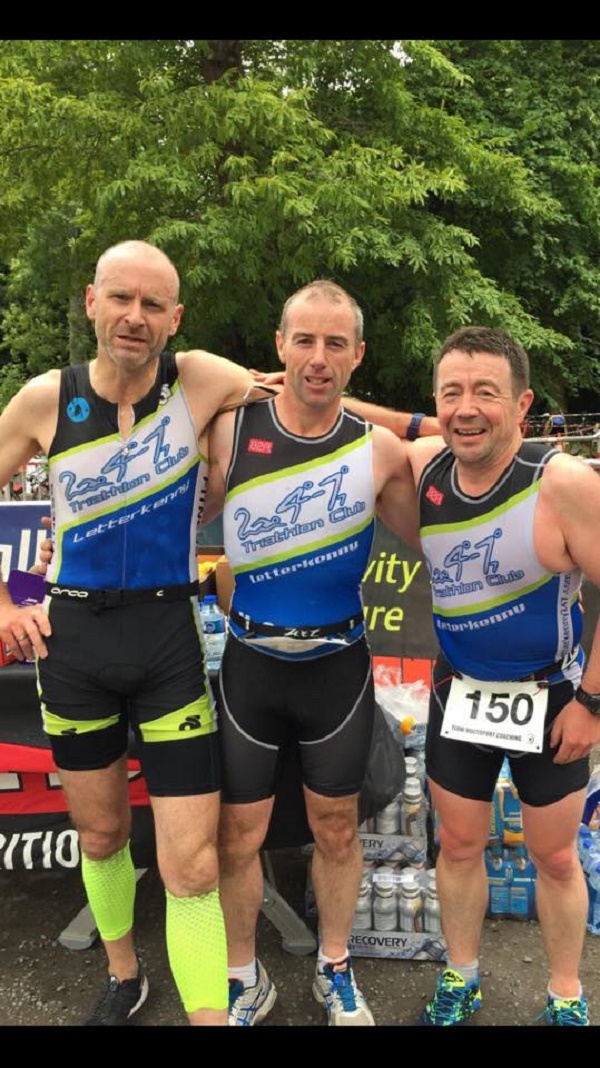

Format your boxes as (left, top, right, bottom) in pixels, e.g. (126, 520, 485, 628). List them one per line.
(165, 888, 228, 1013)
(81, 841, 136, 942)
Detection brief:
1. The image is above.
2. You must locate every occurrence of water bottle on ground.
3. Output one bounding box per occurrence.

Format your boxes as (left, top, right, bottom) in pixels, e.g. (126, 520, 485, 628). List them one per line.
(401, 776, 427, 838)
(199, 594, 227, 672)
(583, 767, 600, 831)
(399, 871, 423, 932)
(485, 844, 510, 919)
(373, 871, 398, 931)
(375, 794, 402, 835)
(423, 868, 443, 934)
(353, 872, 373, 931)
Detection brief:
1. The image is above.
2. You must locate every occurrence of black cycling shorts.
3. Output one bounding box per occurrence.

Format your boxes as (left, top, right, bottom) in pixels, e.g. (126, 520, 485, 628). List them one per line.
(426, 654, 589, 807)
(216, 635, 374, 803)
(37, 598, 220, 797)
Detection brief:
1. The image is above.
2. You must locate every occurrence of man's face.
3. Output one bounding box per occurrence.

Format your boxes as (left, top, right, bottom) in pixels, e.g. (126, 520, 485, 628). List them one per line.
(85, 251, 183, 372)
(435, 349, 533, 467)
(275, 295, 365, 409)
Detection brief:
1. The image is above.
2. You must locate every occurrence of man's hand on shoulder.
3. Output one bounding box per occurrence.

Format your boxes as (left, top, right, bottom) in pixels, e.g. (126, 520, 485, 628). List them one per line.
(176, 349, 277, 418)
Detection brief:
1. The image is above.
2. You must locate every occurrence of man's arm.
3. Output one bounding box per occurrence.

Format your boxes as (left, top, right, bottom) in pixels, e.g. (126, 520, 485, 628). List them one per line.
(544, 456, 600, 761)
(204, 410, 235, 525)
(372, 427, 421, 551)
(247, 370, 440, 440)
(0, 376, 56, 658)
(341, 395, 440, 440)
(177, 350, 275, 431)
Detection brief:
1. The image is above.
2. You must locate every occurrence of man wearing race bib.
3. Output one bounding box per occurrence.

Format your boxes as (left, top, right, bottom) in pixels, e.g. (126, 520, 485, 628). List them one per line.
(349, 325, 600, 1027)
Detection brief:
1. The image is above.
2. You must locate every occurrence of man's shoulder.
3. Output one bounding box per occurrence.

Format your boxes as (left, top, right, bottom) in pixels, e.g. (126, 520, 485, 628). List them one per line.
(20, 369, 62, 403)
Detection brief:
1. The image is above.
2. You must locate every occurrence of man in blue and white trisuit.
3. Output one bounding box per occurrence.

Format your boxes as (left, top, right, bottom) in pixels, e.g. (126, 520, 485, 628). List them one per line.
(348, 325, 600, 1027)
(205, 280, 429, 1026)
(0, 240, 272, 1027)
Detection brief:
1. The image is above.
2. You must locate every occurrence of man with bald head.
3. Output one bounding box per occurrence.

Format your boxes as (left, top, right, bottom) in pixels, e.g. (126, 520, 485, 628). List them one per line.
(0, 240, 270, 1026)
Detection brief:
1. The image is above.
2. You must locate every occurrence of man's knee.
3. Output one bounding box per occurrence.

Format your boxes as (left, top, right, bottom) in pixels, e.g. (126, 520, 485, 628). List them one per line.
(528, 841, 580, 883)
(76, 815, 131, 862)
(218, 802, 271, 873)
(309, 800, 358, 859)
(437, 819, 488, 863)
(159, 839, 219, 898)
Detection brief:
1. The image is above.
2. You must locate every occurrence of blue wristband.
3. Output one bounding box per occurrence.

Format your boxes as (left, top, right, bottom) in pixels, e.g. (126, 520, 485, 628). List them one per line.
(406, 413, 425, 441)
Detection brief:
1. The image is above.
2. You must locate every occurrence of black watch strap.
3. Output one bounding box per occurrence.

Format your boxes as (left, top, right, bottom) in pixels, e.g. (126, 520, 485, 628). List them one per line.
(406, 412, 425, 441)
(575, 685, 600, 716)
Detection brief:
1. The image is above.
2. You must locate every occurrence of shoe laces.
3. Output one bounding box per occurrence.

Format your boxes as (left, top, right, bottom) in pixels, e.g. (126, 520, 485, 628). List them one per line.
(541, 997, 589, 1026)
(430, 970, 476, 1021)
(323, 963, 358, 1012)
(228, 978, 244, 1008)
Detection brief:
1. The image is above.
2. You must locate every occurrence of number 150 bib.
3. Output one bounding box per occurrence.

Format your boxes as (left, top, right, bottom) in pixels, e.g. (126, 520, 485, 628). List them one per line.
(441, 675, 548, 753)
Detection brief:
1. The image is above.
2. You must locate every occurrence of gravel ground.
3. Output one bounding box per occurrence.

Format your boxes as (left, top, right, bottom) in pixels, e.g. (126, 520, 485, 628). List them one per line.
(2, 846, 600, 1038)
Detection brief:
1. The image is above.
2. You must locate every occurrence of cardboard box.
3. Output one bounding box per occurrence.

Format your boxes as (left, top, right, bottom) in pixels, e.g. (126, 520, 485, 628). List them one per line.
(215, 555, 234, 615)
(349, 930, 446, 961)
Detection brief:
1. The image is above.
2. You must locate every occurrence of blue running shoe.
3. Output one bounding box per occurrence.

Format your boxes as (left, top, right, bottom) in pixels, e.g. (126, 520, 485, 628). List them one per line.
(540, 995, 589, 1026)
(420, 968, 482, 1026)
(228, 960, 277, 1026)
(312, 957, 375, 1026)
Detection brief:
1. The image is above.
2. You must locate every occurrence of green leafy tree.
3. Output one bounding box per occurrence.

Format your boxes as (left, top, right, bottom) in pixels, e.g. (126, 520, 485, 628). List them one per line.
(0, 39, 594, 414)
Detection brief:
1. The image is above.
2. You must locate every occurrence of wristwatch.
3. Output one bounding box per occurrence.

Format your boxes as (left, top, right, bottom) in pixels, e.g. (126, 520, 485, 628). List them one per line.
(406, 413, 425, 441)
(575, 685, 600, 716)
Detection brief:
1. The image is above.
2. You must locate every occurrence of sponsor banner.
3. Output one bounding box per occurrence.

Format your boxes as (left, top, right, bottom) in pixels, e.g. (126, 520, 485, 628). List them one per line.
(361, 524, 438, 663)
(0, 808, 155, 873)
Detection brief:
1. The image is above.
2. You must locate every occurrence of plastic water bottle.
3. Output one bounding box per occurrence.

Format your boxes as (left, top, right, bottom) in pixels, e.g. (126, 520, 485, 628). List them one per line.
(509, 845, 536, 920)
(199, 595, 227, 672)
(485, 844, 510, 919)
(578, 827, 600, 934)
(583, 767, 600, 831)
(585, 853, 600, 935)
(423, 868, 442, 934)
(578, 822, 594, 859)
(373, 871, 398, 931)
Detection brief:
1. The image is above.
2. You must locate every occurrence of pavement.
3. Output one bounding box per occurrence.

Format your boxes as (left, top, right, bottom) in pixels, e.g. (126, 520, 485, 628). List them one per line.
(2, 846, 600, 1042)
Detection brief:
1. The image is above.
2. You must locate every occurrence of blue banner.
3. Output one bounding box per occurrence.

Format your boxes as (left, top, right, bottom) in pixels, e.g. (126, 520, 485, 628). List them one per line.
(0, 502, 51, 577)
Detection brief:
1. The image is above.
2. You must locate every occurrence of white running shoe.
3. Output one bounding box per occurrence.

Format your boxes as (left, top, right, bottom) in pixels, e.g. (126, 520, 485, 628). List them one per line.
(228, 959, 277, 1026)
(312, 958, 375, 1026)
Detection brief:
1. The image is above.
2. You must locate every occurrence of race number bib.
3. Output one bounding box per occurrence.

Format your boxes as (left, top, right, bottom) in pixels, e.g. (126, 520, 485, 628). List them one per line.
(441, 675, 548, 753)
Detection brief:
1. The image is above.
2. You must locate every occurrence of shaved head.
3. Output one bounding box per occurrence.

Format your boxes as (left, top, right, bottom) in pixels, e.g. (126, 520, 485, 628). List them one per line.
(94, 241, 180, 303)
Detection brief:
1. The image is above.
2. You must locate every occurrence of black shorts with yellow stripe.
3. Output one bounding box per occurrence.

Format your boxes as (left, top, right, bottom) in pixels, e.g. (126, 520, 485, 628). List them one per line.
(37, 598, 220, 797)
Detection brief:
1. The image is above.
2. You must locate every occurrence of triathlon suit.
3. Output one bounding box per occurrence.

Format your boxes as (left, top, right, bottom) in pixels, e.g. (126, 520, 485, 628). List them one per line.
(37, 351, 219, 797)
(216, 397, 376, 802)
(418, 440, 588, 806)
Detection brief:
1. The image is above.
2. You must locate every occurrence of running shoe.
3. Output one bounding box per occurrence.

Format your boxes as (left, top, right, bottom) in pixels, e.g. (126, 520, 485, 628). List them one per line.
(420, 968, 482, 1026)
(312, 957, 375, 1026)
(540, 995, 589, 1026)
(84, 962, 149, 1026)
(228, 959, 277, 1026)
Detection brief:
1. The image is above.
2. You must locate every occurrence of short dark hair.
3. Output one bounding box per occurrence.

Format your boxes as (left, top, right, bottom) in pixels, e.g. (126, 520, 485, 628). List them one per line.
(279, 280, 364, 344)
(434, 326, 530, 396)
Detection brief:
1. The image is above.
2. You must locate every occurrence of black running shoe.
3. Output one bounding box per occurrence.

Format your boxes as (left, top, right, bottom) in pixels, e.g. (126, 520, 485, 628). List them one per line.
(84, 965, 149, 1026)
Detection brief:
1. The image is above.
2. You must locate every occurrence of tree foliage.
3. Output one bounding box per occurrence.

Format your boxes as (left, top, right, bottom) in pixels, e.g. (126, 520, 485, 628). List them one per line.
(0, 39, 597, 414)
